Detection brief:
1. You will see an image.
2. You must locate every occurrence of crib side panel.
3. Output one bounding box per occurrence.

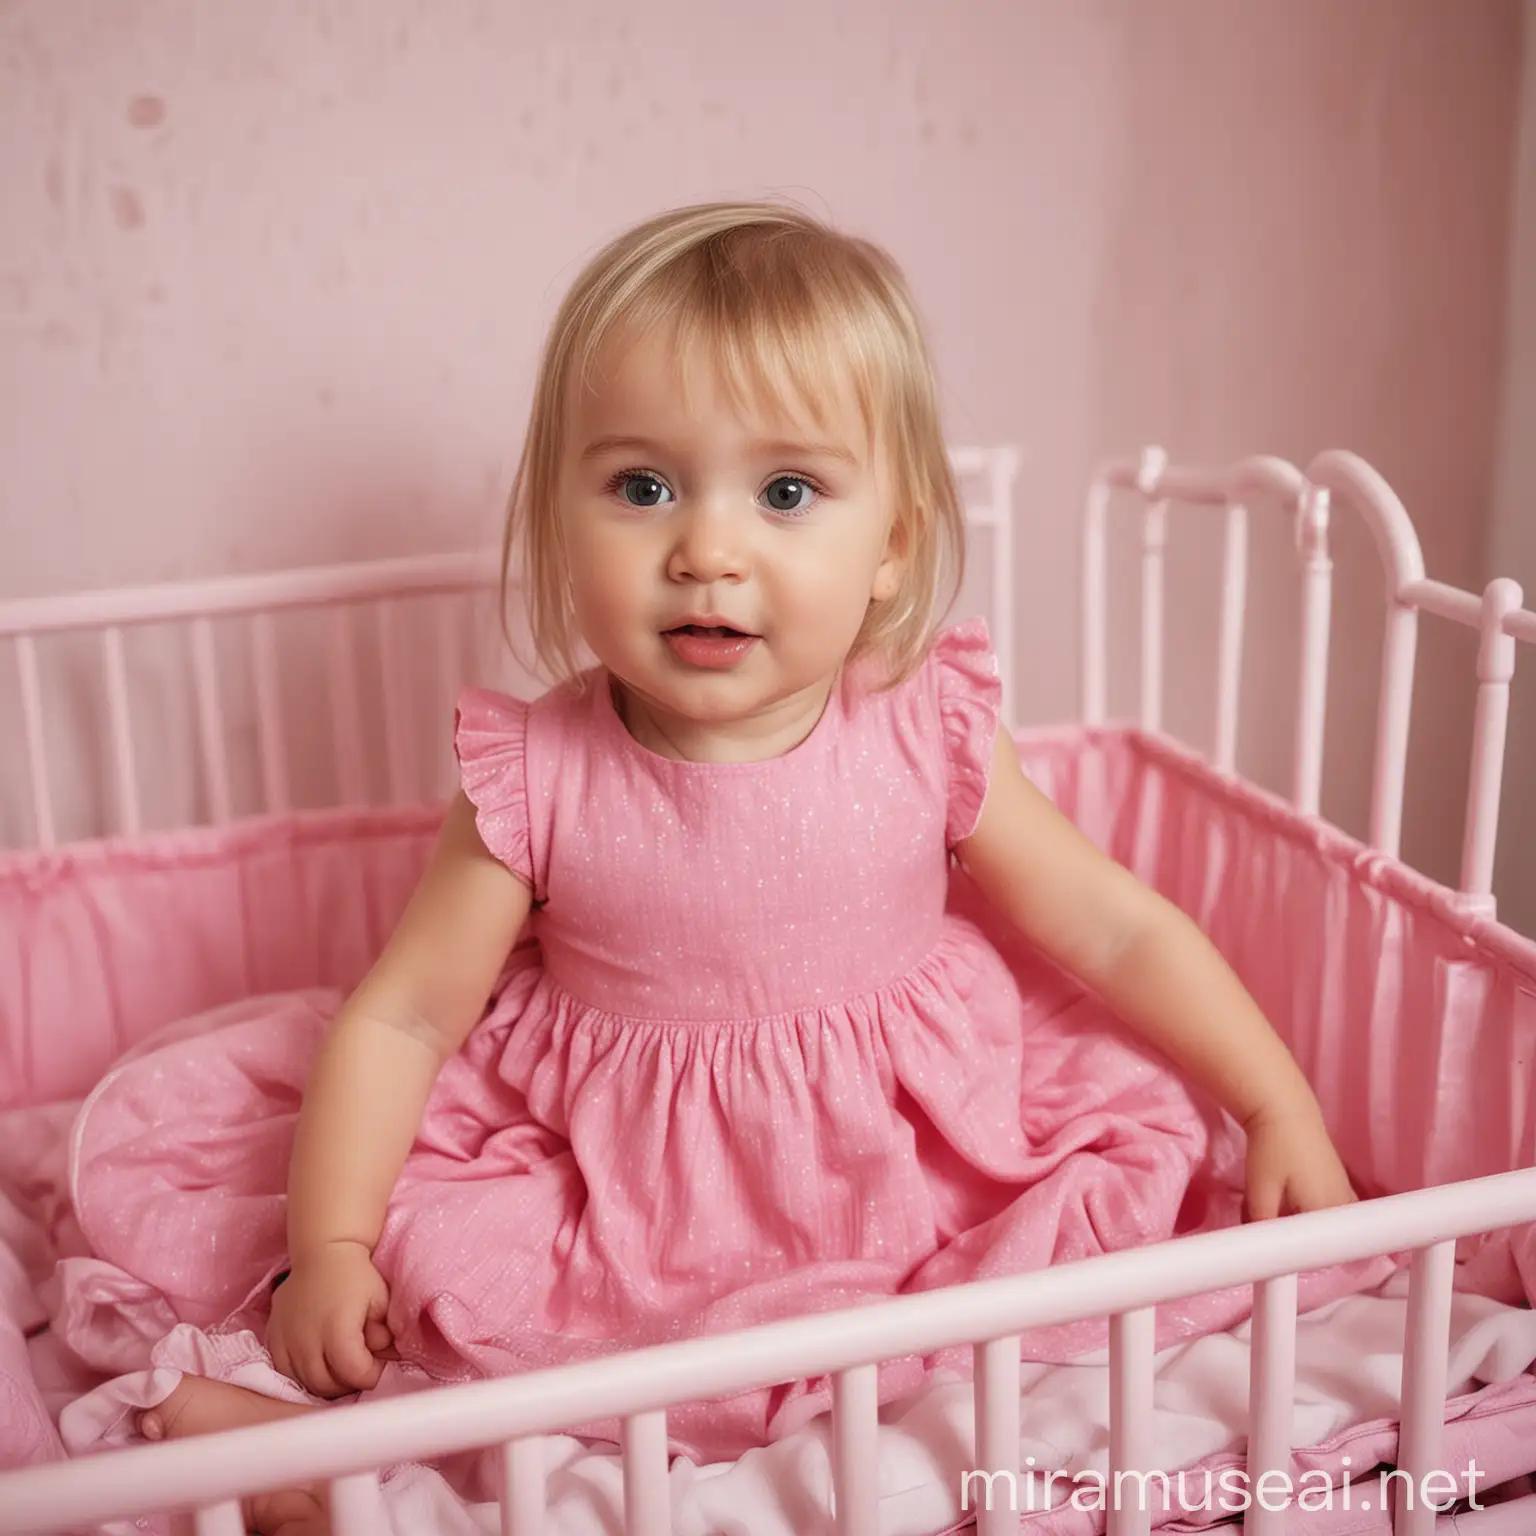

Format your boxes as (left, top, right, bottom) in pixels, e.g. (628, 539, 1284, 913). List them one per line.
(0, 809, 438, 1111)
(1017, 727, 1536, 1221)
(1086, 451, 1536, 936)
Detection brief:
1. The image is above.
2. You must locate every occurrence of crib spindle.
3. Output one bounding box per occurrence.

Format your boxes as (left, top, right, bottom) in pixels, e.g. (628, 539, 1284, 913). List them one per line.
(102, 625, 141, 835)
(973, 1335, 1021, 1536)
(832, 1362, 880, 1536)
(1458, 578, 1523, 912)
(1212, 501, 1248, 774)
(498, 1436, 546, 1536)
(1082, 480, 1110, 726)
(988, 447, 1018, 728)
(435, 595, 465, 799)
(621, 1409, 670, 1536)
(1393, 1240, 1456, 1535)
(328, 606, 368, 805)
(327, 1470, 379, 1534)
(14, 634, 56, 848)
(1292, 486, 1332, 817)
(1107, 1306, 1155, 1536)
(1243, 1272, 1298, 1535)
(374, 601, 409, 805)
(1305, 449, 1426, 860)
(1138, 502, 1168, 733)
(1370, 600, 1419, 859)
(250, 610, 290, 815)
(193, 1499, 245, 1536)
(190, 617, 233, 824)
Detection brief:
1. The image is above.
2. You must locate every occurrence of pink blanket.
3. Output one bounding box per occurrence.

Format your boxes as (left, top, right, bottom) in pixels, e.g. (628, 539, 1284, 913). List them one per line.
(0, 1101, 81, 1470)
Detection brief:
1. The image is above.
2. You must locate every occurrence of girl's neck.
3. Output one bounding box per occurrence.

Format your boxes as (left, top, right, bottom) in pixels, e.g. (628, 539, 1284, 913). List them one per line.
(610, 676, 837, 764)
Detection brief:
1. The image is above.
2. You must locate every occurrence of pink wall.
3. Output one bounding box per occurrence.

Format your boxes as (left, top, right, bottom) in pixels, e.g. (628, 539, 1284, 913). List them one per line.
(0, 1, 1524, 899)
(1491, 5, 1536, 940)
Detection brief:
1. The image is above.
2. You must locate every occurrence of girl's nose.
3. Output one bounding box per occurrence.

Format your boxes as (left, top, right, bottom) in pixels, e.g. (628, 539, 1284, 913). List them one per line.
(666, 501, 749, 584)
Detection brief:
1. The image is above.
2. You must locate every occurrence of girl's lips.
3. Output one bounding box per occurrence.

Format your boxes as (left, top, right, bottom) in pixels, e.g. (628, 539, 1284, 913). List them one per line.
(665, 621, 755, 636)
(662, 627, 760, 669)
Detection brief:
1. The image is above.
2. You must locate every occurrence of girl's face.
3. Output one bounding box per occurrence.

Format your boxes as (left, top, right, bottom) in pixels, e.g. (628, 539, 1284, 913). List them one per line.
(558, 327, 906, 763)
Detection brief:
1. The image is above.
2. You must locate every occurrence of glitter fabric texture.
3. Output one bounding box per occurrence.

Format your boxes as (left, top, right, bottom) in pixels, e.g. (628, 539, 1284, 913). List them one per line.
(66, 619, 1389, 1462)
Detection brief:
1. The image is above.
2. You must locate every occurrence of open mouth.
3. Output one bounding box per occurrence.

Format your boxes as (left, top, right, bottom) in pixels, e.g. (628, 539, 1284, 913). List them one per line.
(661, 623, 761, 668)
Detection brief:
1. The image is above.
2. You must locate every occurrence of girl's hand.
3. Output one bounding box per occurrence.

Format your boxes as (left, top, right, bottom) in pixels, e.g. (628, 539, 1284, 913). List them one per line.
(267, 1240, 397, 1397)
(1241, 1102, 1358, 1220)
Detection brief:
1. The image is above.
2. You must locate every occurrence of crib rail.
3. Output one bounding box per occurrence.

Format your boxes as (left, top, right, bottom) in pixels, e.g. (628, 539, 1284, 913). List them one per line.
(2, 551, 502, 848)
(1084, 446, 1536, 922)
(0, 449, 1018, 851)
(2, 1167, 1533, 1536)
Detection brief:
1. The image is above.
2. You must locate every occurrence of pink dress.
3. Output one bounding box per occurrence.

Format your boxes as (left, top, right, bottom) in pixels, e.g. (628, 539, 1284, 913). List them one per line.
(61, 619, 1387, 1463)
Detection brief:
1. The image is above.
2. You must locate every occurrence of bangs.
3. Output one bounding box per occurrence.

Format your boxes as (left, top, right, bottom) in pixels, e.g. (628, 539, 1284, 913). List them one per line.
(573, 227, 903, 453)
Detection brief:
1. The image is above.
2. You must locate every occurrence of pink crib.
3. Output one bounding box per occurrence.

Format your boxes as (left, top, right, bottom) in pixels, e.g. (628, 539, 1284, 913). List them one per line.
(1, 447, 1535, 1536)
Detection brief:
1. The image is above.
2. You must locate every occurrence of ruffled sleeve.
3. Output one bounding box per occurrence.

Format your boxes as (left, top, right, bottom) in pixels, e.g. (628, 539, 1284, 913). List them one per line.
(933, 618, 1003, 846)
(453, 688, 534, 890)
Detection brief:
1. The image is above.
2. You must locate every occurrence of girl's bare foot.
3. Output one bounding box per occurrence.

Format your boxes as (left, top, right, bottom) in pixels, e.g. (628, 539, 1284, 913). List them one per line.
(138, 1374, 314, 1441)
(137, 1376, 330, 1535)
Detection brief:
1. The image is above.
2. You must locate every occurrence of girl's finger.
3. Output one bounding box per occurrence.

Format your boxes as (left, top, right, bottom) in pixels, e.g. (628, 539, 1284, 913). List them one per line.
(326, 1317, 383, 1392)
(1244, 1174, 1282, 1222)
(297, 1345, 344, 1399)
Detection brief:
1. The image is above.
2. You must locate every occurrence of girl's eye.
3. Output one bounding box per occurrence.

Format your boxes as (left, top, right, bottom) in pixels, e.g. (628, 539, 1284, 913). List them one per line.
(761, 476, 818, 515)
(616, 473, 673, 507)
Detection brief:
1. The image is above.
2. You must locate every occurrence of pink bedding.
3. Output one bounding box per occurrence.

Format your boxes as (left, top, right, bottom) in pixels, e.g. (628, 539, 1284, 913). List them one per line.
(2, 725, 1536, 1517)
(0, 806, 442, 1111)
(5, 1106, 1536, 1527)
(0, 1100, 76, 1470)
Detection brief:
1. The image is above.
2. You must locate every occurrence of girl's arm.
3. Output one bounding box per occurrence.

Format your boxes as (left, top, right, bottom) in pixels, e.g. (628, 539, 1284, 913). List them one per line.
(286, 791, 534, 1265)
(955, 729, 1354, 1217)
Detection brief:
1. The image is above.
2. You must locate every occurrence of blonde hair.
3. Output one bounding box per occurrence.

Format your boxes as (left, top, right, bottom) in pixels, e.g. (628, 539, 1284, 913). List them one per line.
(502, 200, 966, 691)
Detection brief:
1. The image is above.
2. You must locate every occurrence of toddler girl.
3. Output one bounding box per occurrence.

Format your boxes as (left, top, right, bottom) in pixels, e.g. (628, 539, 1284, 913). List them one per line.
(64, 201, 1373, 1532)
